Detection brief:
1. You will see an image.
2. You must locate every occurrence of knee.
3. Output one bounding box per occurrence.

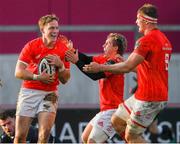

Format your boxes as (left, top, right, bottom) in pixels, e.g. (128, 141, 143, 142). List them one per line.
(125, 131, 140, 143)
(111, 114, 118, 127)
(125, 132, 132, 142)
(111, 114, 126, 132)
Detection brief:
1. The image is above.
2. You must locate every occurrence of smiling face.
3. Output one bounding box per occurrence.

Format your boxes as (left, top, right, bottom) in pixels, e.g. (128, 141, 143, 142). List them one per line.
(0, 117, 15, 136)
(41, 20, 59, 47)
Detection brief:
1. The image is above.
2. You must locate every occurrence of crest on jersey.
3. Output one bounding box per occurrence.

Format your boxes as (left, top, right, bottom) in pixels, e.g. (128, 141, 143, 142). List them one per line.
(38, 58, 56, 75)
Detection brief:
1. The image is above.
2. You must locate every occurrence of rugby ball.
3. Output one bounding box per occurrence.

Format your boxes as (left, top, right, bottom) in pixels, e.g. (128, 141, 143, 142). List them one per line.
(38, 58, 56, 75)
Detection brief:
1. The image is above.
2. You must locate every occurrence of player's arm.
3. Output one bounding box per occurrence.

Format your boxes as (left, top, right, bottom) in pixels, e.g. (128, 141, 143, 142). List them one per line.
(132, 67, 137, 73)
(66, 50, 105, 80)
(15, 61, 54, 83)
(15, 61, 35, 80)
(45, 54, 70, 84)
(77, 52, 106, 80)
(83, 53, 144, 74)
(58, 67, 70, 84)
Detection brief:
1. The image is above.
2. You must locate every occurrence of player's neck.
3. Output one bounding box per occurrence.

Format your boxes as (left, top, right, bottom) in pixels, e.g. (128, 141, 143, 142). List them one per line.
(144, 24, 158, 35)
(42, 37, 55, 49)
(105, 52, 119, 59)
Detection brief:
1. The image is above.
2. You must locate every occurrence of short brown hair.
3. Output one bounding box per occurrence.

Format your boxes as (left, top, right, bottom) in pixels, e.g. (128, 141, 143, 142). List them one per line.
(0, 109, 15, 120)
(38, 14, 59, 30)
(138, 3, 158, 19)
(107, 33, 127, 55)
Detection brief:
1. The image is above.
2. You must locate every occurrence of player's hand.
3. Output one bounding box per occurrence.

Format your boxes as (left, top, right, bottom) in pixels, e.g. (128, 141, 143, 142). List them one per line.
(67, 40, 74, 49)
(83, 62, 101, 73)
(45, 54, 64, 69)
(58, 34, 69, 45)
(65, 49, 78, 64)
(38, 69, 55, 84)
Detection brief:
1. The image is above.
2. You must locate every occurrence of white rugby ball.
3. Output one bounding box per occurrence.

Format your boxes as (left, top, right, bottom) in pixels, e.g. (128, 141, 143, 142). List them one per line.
(38, 58, 56, 75)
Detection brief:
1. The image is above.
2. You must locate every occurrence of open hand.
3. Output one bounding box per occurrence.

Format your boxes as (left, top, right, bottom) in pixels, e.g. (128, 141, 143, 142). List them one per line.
(83, 62, 101, 73)
(65, 49, 78, 64)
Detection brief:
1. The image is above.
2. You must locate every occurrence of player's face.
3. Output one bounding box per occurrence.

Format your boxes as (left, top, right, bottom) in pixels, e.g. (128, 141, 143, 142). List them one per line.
(136, 13, 146, 34)
(0, 117, 15, 136)
(103, 38, 117, 57)
(42, 20, 59, 47)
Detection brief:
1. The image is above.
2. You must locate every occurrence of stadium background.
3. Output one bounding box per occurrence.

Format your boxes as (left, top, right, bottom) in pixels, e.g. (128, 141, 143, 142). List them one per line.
(0, 0, 180, 143)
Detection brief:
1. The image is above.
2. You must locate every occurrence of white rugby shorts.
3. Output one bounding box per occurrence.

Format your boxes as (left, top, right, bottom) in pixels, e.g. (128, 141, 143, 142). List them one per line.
(16, 88, 58, 117)
(114, 95, 167, 134)
(90, 109, 117, 139)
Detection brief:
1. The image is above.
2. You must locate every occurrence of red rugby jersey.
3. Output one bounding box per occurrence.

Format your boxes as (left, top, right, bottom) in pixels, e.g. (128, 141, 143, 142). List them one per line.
(93, 55, 124, 111)
(133, 29, 172, 101)
(18, 37, 70, 91)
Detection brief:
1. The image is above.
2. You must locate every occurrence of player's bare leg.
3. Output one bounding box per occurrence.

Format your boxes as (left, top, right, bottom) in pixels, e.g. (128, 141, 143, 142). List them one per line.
(111, 114, 127, 141)
(81, 122, 93, 143)
(14, 116, 32, 143)
(125, 127, 147, 143)
(37, 111, 56, 143)
(88, 138, 96, 143)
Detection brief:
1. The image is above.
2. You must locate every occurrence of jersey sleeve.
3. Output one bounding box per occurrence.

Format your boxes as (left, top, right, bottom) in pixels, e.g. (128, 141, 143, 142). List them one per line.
(18, 42, 34, 65)
(93, 55, 106, 63)
(75, 53, 106, 80)
(133, 38, 151, 58)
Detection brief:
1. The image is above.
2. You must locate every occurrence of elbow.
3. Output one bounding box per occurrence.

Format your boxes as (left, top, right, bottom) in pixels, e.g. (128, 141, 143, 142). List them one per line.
(15, 70, 23, 79)
(60, 77, 70, 84)
(61, 80, 68, 84)
(14, 71, 18, 78)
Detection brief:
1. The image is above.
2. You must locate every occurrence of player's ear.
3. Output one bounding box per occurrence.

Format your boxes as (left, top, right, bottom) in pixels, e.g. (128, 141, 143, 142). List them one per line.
(40, 28, 44, 33)
(114, 45, 118, 51)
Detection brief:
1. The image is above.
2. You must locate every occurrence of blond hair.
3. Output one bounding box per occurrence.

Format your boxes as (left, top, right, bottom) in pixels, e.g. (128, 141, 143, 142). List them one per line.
(38, 14, 59, 30)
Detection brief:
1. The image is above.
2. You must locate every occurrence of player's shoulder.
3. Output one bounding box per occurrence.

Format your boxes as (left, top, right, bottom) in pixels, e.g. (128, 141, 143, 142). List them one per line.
(137, 34, 155, 49)
(56, 40, 69, 52)
(144, 29, 161, 42)
(107, 54, 124, 64)
(140, 34, 153, 42)
(25, 37, 42, 47)
(26, 37, 40, 43)
(93, 54, 106, 63)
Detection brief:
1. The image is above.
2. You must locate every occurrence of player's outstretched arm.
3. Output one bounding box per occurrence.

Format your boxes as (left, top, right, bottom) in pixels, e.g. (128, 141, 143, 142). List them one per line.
(66, 50, 106, 80)
(83, 53, 144, 74)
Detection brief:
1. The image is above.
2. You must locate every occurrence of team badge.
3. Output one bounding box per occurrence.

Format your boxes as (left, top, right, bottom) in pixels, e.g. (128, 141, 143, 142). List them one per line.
(38, 58, 56, 75)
